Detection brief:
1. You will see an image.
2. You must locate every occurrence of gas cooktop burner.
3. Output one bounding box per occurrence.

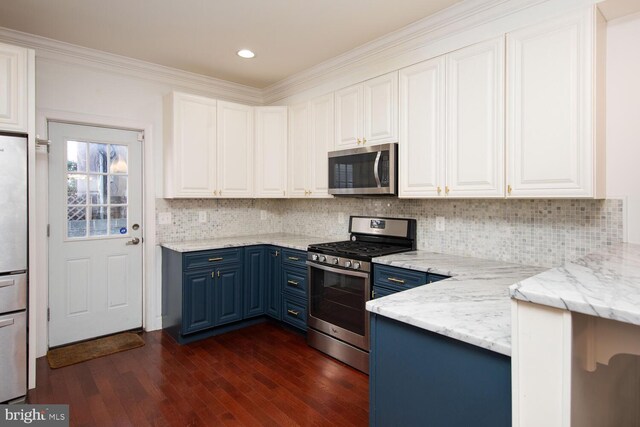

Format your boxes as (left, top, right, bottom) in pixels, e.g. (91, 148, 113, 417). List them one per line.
(308, 240, 405, 258)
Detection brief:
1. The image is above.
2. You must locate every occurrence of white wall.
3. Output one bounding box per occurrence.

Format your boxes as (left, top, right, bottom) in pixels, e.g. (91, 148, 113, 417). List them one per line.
(606, 12, 640, 243)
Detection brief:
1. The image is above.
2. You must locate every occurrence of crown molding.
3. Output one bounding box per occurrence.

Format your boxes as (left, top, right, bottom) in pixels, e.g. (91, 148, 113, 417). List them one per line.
(0, 26, 264, 105)
(262, 0, 598, 104)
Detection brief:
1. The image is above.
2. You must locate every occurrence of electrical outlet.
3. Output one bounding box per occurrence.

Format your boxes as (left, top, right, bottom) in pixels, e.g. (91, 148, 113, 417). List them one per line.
(260, 210, 268, 221)
(158, 212, 172, 225)
(338, 212, 345, 224)
(198, 211, 207, 223)
(436, 216, 445, 232)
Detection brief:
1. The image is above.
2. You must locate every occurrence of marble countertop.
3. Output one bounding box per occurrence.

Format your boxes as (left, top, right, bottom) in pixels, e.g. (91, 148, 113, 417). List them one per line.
(160, 233, 343, 253)
(511, 243, 640, 326)
(367, 251, 545, 356)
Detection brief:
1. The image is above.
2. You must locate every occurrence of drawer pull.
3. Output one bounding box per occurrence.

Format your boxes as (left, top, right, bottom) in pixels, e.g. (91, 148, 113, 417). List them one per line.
(287, 280, 299, 287)
(0, 318, 15, 328)
(208, 257, 224, 262)
(287, 256, 300, 261)
(0, 279, 15, 288)
(387, 277, 406, 284)
(287, 309, 300, 317)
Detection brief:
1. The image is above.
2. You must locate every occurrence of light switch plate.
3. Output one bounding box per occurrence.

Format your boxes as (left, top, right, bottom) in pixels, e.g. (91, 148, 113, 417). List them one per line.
(158, 212, 172, 225)
(198, 211, 207, 223)
(436, 216, 445, 232)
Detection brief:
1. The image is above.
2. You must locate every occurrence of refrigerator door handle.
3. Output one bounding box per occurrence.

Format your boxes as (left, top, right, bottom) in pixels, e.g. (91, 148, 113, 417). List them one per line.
(0, 318, 15, 328)
(0, 279, 15, 288)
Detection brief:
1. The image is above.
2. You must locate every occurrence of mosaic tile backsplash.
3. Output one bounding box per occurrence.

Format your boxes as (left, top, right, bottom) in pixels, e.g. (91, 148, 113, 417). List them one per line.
(156, 198, 624, 268)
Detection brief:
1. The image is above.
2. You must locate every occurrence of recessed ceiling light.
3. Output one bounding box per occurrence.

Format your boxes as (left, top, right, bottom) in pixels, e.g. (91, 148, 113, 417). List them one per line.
(237, 49, 255, 59)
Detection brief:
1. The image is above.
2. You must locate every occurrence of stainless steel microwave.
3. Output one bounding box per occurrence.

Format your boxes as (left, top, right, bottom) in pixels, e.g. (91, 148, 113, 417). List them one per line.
(328, 143, 398, 196)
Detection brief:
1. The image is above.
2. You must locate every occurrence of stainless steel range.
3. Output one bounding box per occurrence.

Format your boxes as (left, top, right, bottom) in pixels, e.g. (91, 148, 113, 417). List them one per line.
(306, 216, 416, 373)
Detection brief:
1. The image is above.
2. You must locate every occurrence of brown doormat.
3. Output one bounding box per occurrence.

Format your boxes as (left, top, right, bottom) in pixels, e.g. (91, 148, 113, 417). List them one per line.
(47, 332, 145, 369)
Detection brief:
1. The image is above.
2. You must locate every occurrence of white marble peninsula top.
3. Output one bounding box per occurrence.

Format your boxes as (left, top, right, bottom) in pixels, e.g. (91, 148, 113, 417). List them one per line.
(511, 243, 640, 326)
(160, 233, 339, 252)
(366, 252, 545, 356)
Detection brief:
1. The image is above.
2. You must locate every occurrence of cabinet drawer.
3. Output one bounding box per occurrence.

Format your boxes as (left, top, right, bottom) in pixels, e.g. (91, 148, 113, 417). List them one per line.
(372, 285, 397, 300)
(282, 266, 307, 299)
(373, 265, 428, 292)
(0, 273, 26, 313)
(282, 295, 307, 331)
(183, 248, 242, 270)
(281, 248, 307, 268)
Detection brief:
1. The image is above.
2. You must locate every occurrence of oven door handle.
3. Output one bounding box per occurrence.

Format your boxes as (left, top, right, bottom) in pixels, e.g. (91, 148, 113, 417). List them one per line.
(306, 261, 370, 278)
(373, 150, 382, 188)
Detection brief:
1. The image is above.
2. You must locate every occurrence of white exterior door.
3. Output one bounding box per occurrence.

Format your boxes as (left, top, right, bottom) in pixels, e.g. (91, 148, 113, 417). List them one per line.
(335, 84, 363, 149)
(506, 10, 595, 197)
(309, 93, 334, 197)
(288, 102, 310, 198)
(0, 42, 27, 133)
(446, 37, 505, 198)
(363, 71, 398, 146)
(48, 122, 143, 347)
(399, 57, 446, 198)
(217, 101, 254, 198)
(255, 106, 287, 198)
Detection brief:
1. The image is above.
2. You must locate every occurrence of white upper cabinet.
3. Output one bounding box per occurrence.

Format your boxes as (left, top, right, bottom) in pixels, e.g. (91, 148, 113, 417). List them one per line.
(335, 71, 398, 149)
(446, 37, 505, 198)
(399, 37, 504, 198)
(255, 106, 288, 198)
(0, 42, 27, 133)
(309, 93, 334, 197)
(288, 94, 335, 198)
(217, 101, 254, 198)
(399, 57, 446, 198)
(506, 7, 605, 198)
(163, 92, 217, 198)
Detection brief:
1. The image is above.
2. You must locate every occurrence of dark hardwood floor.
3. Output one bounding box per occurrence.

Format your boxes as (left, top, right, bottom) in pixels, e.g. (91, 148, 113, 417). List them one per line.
(28, 322, 369, 427)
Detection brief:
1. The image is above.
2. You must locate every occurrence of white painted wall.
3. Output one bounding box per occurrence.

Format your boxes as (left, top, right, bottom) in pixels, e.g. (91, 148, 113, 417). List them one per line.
(606, 12, 640, 243)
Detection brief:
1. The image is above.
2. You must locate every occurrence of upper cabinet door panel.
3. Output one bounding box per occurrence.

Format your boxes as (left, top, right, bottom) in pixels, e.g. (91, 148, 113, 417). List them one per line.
(364, 71, 398, 146)
(217, 101, 254, 198)
(0, 42, 27, 133)
(288, 102, 310, 198)
(398, 57, 446, 198)
(507, 10, 594, 197)
(309, 93, 334, 197)
(446, 37, 505, 198)
(255, 106, 288, 198)
(335, 84, 363, 149)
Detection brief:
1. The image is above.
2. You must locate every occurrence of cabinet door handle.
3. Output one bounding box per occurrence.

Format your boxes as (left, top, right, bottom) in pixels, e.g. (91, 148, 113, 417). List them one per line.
(387, 277, 406, 284)
(445, 186, 450, 195)
(357, 138, 362, 145)
(214, 190, 218, 196)
(211, 272, 215, 279)
(0, 279, 15, 288)
(508, 184, 512, 195)
(287, 309, 300, 317)
(0, 318, 15, 328)
(437, 186, 442, 195)
(362, 137, 366, 145)
(287, 280, 299, 287)
(287, 256, 300, 261)
(208, 257, 224, 262)
(371, 289, 376, 298)
(217, 270, 220, 278)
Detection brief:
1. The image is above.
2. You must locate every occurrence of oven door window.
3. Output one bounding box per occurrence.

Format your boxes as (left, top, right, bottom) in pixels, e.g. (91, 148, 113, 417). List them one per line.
(328, 151, 390, 189)
(309, 267, 366, 336)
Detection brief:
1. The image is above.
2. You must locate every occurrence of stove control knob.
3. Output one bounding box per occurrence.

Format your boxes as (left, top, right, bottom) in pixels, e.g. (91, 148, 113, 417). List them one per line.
(332, 258, 339, 265)
(319, 256, 326, 262)
(344, 261, 352, 268)
(312, 254, 319, 261)
(353, 262, 361, 270)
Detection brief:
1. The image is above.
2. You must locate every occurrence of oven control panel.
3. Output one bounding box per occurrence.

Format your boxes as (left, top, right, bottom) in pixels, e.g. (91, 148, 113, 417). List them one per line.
(308, 252, 370, 273)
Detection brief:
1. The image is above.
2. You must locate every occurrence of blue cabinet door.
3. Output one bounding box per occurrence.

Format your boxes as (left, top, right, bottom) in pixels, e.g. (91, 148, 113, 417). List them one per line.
(182, 269, 215, 334)
(215, 265, 243, 326)
(244, 247, 266, 318)
(266, 247, 282, 320)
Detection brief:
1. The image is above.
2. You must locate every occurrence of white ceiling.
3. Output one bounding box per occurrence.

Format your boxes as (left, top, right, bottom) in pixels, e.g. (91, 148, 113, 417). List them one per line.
(0, 0, 462, 88)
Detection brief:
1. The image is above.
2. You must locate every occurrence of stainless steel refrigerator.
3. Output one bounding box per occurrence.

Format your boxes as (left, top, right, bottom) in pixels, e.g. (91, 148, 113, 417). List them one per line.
(0, 133, 28, 403)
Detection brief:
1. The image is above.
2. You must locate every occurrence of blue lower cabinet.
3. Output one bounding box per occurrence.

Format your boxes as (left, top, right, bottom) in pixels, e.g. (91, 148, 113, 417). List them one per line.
(266, 247, 282, 320)
(370, 314, 511, 427)
(244, 247, 266, 318)
(282, 266, 307, 300)
(215, 265, 243, 326)
(282, 295, 307, 331)
(182, 269, 215, 334)
(371, 285, 396, 300)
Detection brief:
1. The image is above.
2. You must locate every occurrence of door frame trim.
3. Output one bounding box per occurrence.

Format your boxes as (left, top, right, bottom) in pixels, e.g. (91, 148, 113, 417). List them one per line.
(35, 108, 157, 359)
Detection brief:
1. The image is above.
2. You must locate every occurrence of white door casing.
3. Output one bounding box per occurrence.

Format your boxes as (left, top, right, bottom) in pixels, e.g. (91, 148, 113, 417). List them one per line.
(48, 122, 143, 347)
(399, 56, 446, 198)
(255, 106, 288, 198)
(217, 101, 254, 198)
(446, 37, 505, 198)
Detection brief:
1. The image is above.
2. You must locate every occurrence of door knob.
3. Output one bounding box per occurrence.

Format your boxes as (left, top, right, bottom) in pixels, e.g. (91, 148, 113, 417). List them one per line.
(126, 237, 140, 245)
